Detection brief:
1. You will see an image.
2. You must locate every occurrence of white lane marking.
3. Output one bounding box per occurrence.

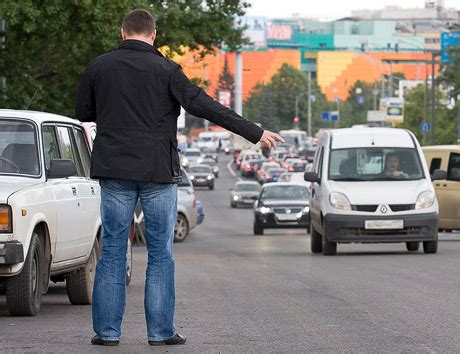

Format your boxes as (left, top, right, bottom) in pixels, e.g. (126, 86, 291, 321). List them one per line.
(227, 159, 242, 181)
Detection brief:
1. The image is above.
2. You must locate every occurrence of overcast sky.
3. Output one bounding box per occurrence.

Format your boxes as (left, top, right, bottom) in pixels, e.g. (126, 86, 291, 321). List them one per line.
(246, 0, 460, 20)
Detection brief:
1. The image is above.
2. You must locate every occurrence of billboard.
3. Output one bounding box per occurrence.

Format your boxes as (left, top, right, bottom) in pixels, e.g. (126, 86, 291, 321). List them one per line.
(441, 31, 460, 63)
(235, 16, 267, 48)
(267, 24, 292, 41)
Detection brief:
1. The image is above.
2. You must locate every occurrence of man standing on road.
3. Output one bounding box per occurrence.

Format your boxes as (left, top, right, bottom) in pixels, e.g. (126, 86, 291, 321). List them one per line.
(75, 9, 283, 347)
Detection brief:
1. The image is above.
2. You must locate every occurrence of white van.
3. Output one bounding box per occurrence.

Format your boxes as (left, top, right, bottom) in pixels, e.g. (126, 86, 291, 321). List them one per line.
(304, 128, 446, 256)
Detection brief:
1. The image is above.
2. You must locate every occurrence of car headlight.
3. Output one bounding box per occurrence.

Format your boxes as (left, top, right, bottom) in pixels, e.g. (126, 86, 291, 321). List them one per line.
(213, 167, 218, 172)
(329, 192, 352, 211)
(197, 158, 203, 164)
(0, 205, 12, 233)
(190, 175, 195, 180)
(257, 206, 273, 214)
(415, 190, 435, 209)
(302, 206, 310, 213)
(233, 195, 240, 201)
(181, 158, 188, 165)
(207, 175, 213, 180)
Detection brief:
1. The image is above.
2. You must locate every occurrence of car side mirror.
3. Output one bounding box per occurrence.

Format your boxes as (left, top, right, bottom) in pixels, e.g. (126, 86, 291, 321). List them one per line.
(48, 159, 77, 178)
(304, 171, 320, 183)
(431, 169, 447, 181)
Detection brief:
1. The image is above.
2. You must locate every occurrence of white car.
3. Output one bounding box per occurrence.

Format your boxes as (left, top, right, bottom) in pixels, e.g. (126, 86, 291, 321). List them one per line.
(0, 110, 101, 315)
(305, 128, 445, 256)
(181, 148, 204, 168)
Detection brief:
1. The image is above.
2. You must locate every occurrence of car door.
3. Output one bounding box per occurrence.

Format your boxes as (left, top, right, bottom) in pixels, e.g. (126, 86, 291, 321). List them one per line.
(427, 152, 450, 229)
(441, 152, 460, 229)
(310, 146, 324, 231)
(71, 126, 100, 257)
(45, 125, 84, 262)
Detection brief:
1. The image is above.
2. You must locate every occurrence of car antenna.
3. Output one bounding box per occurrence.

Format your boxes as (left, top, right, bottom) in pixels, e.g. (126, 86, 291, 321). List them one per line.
(371, 128, 375, 146)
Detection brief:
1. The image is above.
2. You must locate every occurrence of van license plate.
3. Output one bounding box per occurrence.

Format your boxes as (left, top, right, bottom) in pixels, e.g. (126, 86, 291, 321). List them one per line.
(365, 220, 404, 230)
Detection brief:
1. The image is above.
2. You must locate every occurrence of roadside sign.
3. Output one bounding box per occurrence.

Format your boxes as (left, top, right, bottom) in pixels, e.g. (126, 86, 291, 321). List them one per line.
(420, 122, 431, 134)
(367, 110, 386, 122)
(321, 111, 330, 122)
(357, 95, 365, 105)
(330, 111, 340, 121)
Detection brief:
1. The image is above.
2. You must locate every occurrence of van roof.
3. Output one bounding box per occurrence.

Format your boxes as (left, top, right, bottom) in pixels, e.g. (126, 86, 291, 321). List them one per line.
(330, 128, 415, 149)
(422, 145, 460, 152)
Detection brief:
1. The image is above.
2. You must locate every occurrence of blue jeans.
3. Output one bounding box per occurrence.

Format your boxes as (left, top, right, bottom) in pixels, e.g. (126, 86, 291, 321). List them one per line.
(92, 178, 177, 341)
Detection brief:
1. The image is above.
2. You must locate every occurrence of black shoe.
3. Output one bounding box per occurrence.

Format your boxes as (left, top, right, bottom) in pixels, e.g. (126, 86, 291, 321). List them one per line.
(91, 335, 119, 346)
(148, 333, 187, 346)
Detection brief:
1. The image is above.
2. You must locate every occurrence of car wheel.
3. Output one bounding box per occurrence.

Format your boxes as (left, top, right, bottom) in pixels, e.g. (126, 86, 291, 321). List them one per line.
(406, 242, 420, 252)
(253, 222, 264, 235)
(215, 172, 219, 178)
(231, 202, 236, 208)
(423, 240, 438, 254)
(174, 214, 189, 242)
(310, 225, 323, 254)
(209, 183, 214, 190)
(66, 239, 99, 305)
(125, 238, 133, 286)
(5, 232, 43, 316)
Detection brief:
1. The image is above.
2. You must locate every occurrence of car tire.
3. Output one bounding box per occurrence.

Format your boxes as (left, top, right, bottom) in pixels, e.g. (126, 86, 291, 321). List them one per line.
(310, 226, 323, 254)
(209, 183, 214, 190)
(125, 238, 133, 286)
(174, 213, 189, 243)
(253, 223, 264, 235)
(66, 239, 99, 305)
(423, 240, 438, 254)
(231, 202, 236, 208)
(406, 242, 420, 252)
(215, 172, 219, 178)
(322, 231, 337, 255)
(5, 232, 43, 316)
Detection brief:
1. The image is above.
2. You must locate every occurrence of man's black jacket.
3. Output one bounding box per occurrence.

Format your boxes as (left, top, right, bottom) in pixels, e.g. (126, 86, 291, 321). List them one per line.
(75, 40, 263, 183)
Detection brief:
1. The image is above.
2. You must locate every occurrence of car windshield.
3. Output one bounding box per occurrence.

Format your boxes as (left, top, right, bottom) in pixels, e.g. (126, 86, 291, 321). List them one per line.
(191, 166, 211, 173)
(0, 120, 40, 176)
(185, 150, 201, 157)
(234, 183, 260, 192)
(202, 160, 216, 166)
(261, 185, 310, 199)
(329, 147, 424, 181)
(267, 169, 285, 176)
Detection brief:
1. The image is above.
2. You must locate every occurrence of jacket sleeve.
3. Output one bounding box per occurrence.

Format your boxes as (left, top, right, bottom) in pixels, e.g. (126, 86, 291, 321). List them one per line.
(169, 66, 264, 144)
(75, 65, 96, 122)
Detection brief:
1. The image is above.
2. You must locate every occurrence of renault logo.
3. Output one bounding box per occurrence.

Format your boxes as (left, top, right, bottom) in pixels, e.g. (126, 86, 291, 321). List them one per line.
(380, 205, 388, 214)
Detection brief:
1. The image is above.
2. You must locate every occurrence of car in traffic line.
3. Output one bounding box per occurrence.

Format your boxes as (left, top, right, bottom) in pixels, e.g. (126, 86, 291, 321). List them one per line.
(305, 128, 445, 256)
(0, 110, 102, 316)
(189, 164, 215, 189)
(253, 183, 310, 235)
(201, 157, 219, 178)
(230, 181, 261, 208)
(181, 148, 204, 168)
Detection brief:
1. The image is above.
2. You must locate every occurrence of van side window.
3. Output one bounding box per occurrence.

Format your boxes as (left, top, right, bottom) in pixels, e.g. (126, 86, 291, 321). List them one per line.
(447, 153, 460, 181)
(317, 147, 324, 179)
(429, 158, 442, 175)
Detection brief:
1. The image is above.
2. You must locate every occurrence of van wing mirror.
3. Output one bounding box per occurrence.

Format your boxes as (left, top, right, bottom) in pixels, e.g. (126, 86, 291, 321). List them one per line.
(49, 159, 77, 178)
(431, 169, 447, 181)
(304, 171, 320, 183)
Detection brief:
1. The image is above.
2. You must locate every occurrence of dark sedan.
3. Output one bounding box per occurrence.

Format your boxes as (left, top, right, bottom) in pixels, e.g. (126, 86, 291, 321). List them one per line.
(230, 181, 261, 208)
(253, 183, 310, 235)
(189, 165, 215, 190)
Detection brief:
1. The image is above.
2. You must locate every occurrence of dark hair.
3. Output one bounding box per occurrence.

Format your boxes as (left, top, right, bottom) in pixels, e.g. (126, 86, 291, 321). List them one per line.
(122, 9, 156, 36)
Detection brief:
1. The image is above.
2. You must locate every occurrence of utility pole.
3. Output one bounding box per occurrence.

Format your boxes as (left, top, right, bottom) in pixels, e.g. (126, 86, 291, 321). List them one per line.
(307, 71, 312, 136)
(431, 52, 436, 145)
(457, 94, 460, 144)
(235, 51, 243, 116)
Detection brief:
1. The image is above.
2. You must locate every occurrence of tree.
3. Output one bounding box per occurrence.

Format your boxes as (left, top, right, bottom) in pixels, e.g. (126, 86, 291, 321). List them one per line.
(0, 0, 250, 117)
(244, 64, 331, 134)
(215, 56, 235, 109)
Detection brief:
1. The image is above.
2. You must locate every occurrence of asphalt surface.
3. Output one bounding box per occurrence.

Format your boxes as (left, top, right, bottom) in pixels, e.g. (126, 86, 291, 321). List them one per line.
(1, 154, 459, 353)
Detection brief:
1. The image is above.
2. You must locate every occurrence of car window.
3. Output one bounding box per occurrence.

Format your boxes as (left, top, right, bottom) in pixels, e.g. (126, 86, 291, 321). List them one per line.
(0, 120, 40, 176)
(261, 185, 309, 199)
(56, 126, 84, 177)
(73, 127, 91, 177)
(234, 183, 260, 192)
(429, 157, 442, 174)
(43, 125, 60, 171)
(185, 150, 201, 157)
(447, 153, 460, 181)
(190, 166, 211, 173)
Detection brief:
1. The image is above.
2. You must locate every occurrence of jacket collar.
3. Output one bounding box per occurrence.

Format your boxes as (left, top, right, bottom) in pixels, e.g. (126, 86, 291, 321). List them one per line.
(118, 39, 165, 57)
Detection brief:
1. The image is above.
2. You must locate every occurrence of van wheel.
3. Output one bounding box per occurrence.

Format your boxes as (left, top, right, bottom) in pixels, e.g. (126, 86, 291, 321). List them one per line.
(322, 233, 337, 255)
(5, 232, 43, 316)
(406, 242, 420, 252)
(423, 240, 438, 254)
(310, 226, 323, 253)
(253, 223, 264, 235)
(66, 240, 99, 305)
(174, 214, 189, 242)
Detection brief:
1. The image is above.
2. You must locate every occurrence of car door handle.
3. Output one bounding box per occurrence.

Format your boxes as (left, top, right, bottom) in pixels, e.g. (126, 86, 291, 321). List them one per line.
(90, 186, 95, 195)
(71, 186, 77, 196)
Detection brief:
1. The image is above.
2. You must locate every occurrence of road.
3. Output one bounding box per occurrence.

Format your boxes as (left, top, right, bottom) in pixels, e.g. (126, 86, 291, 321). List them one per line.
(1, 154, 459, 353)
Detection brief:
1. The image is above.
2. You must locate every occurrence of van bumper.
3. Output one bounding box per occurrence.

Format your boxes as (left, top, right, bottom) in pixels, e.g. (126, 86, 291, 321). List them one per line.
(323, 212, 438, 243)
(0, 242, 24, 264)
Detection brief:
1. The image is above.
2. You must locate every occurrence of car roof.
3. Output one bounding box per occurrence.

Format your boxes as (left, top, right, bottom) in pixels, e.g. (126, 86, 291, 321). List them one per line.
(0, 109, 80, 125)
(422, 145, 460, 152)
(262, 182, 309, 188)
(235, 180, 259, 185)
(330, 128, 414, 149)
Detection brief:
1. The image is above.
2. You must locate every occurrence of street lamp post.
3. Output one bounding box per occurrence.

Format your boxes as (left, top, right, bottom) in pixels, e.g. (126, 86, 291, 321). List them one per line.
(457, 94, 460, 144)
